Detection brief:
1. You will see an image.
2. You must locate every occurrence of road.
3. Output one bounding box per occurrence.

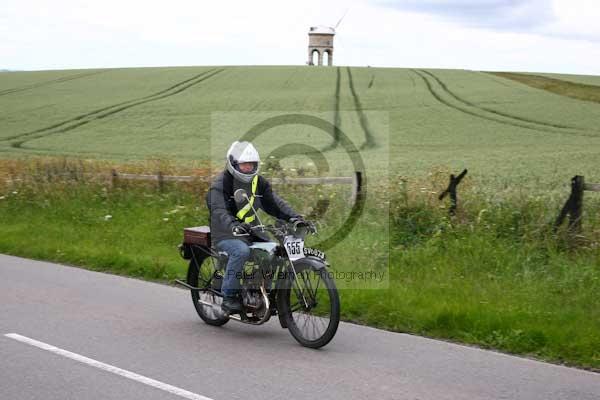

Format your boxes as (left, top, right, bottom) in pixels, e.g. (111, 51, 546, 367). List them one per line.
(1, 254, 598, 400)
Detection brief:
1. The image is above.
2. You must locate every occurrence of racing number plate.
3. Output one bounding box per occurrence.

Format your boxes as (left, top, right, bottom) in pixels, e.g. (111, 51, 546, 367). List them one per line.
(284, 236, 305, 261)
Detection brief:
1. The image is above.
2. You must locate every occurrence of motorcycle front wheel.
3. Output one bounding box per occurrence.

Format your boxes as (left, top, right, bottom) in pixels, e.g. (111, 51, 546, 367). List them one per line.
(280, 260, 340, 348)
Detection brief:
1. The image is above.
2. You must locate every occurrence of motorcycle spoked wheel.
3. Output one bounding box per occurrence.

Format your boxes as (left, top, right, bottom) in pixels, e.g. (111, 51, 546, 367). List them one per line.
(187, 253, 229, 326)
(280, 263, 340, 348)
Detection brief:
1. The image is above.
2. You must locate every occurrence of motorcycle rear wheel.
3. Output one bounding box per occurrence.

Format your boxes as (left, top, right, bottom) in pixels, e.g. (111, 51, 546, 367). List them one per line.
(187, 253, 229, 326)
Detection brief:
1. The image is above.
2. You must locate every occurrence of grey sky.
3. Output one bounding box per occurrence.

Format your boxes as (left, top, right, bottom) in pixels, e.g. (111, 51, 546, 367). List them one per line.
(379, 0, 555, 30)
(1, 0, 599, 75)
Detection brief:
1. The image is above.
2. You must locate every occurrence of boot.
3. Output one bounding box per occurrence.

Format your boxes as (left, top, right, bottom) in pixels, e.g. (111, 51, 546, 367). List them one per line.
(221, 295, 242, 313)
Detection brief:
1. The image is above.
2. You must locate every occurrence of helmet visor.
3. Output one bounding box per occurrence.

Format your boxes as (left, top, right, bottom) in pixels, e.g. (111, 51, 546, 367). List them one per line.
(235, 161, 258, 175)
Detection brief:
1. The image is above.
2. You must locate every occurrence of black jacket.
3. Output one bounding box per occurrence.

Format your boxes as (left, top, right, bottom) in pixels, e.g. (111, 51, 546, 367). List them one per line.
(206, 170, 300, 244)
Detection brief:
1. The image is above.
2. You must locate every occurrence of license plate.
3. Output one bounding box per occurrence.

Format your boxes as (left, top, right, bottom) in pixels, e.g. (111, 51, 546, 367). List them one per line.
(284, 236, 305, 261)
(303, 247, 326, 261)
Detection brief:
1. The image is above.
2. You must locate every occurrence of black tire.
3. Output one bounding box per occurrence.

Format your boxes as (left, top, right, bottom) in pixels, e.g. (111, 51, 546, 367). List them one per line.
(280, 262, 340, 348)
(187, 253, 229, 326)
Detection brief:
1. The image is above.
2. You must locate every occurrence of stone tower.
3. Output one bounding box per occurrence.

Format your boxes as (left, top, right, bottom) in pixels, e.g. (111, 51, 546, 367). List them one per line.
(307, 26, 334, 66)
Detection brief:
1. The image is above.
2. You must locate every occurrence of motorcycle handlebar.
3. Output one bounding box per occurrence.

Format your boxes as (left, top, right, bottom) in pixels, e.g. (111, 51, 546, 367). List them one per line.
(234, 220, 317, 237)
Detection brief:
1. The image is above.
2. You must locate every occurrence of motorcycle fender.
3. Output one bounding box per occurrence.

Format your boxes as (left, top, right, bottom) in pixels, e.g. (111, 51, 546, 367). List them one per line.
(293, 256, 328, 272)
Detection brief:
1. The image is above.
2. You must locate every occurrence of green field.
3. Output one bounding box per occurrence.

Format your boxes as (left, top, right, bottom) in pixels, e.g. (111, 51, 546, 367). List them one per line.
(1, 66, 600, 369)
(1, 66, 600, 191)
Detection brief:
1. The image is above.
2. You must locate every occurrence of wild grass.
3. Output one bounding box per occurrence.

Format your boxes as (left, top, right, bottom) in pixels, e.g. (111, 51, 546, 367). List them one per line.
(341, 196, 600, 370)
(1, 158, 598, 370)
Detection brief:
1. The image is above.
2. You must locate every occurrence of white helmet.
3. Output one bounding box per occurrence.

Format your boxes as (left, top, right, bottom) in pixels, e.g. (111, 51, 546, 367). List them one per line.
(226, 141, 260, 183)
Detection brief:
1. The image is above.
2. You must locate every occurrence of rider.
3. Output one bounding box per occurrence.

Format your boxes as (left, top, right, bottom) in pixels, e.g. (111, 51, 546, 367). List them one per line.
(206, 141, 303, 313)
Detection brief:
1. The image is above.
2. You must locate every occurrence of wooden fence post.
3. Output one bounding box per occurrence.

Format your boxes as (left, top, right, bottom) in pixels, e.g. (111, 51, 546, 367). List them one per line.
(351, 171, 363, 204)
(110, 169, 118, 189)
(157, 171, 164, 192)
(570, 175, 584, 233)
(438, 169, 468, 216)
(554, 175, 585, 234)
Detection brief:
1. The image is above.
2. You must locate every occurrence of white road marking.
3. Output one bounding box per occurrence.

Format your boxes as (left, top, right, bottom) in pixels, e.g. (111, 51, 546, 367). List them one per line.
(5, 333, 214, 400)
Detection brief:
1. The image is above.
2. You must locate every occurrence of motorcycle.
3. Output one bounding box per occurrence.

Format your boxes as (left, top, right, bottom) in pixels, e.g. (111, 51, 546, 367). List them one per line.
(175, 189, 340, 348)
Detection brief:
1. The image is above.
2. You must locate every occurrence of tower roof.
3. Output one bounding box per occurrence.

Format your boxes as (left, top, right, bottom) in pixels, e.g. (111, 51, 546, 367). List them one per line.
(309, 26, 335, 35)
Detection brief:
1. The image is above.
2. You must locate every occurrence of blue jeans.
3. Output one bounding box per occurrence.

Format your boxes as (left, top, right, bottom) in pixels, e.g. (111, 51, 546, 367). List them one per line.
(216, 239, 251, 297)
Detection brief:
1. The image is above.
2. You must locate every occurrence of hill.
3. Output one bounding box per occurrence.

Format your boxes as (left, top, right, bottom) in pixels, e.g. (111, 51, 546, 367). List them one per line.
(1, 66, 599, 191)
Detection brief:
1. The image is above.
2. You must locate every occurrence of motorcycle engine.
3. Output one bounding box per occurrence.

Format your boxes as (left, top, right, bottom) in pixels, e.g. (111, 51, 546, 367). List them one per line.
(242, 290, 264, 310)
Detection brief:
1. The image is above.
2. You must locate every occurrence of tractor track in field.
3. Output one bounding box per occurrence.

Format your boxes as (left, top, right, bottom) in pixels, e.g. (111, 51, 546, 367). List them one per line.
(368, 74, 375, 89)
(411, 69, 598, 138)
(0, 70, 108, 97)
(347, 67, 376, 149)
(408, 71, 427, 108)
(322, 67, 342, 151)
(3, 68, 220, 141)
(420, 70, 579, 130)
(2, 68, 225, 149)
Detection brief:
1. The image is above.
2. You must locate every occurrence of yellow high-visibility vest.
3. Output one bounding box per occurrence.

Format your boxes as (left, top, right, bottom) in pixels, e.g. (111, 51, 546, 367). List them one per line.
(235, 175, 258, 223)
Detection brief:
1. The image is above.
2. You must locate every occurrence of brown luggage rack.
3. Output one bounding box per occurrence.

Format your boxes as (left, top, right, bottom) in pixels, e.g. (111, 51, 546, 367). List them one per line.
(179, 226, 211, 260)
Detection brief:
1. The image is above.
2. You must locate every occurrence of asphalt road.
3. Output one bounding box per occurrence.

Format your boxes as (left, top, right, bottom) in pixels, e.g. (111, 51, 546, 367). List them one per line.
(1, 254, 598, 400)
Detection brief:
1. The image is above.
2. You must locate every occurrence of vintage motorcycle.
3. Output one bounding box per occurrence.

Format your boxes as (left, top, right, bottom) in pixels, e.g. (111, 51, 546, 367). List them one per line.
(176, 189, 340, 348)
